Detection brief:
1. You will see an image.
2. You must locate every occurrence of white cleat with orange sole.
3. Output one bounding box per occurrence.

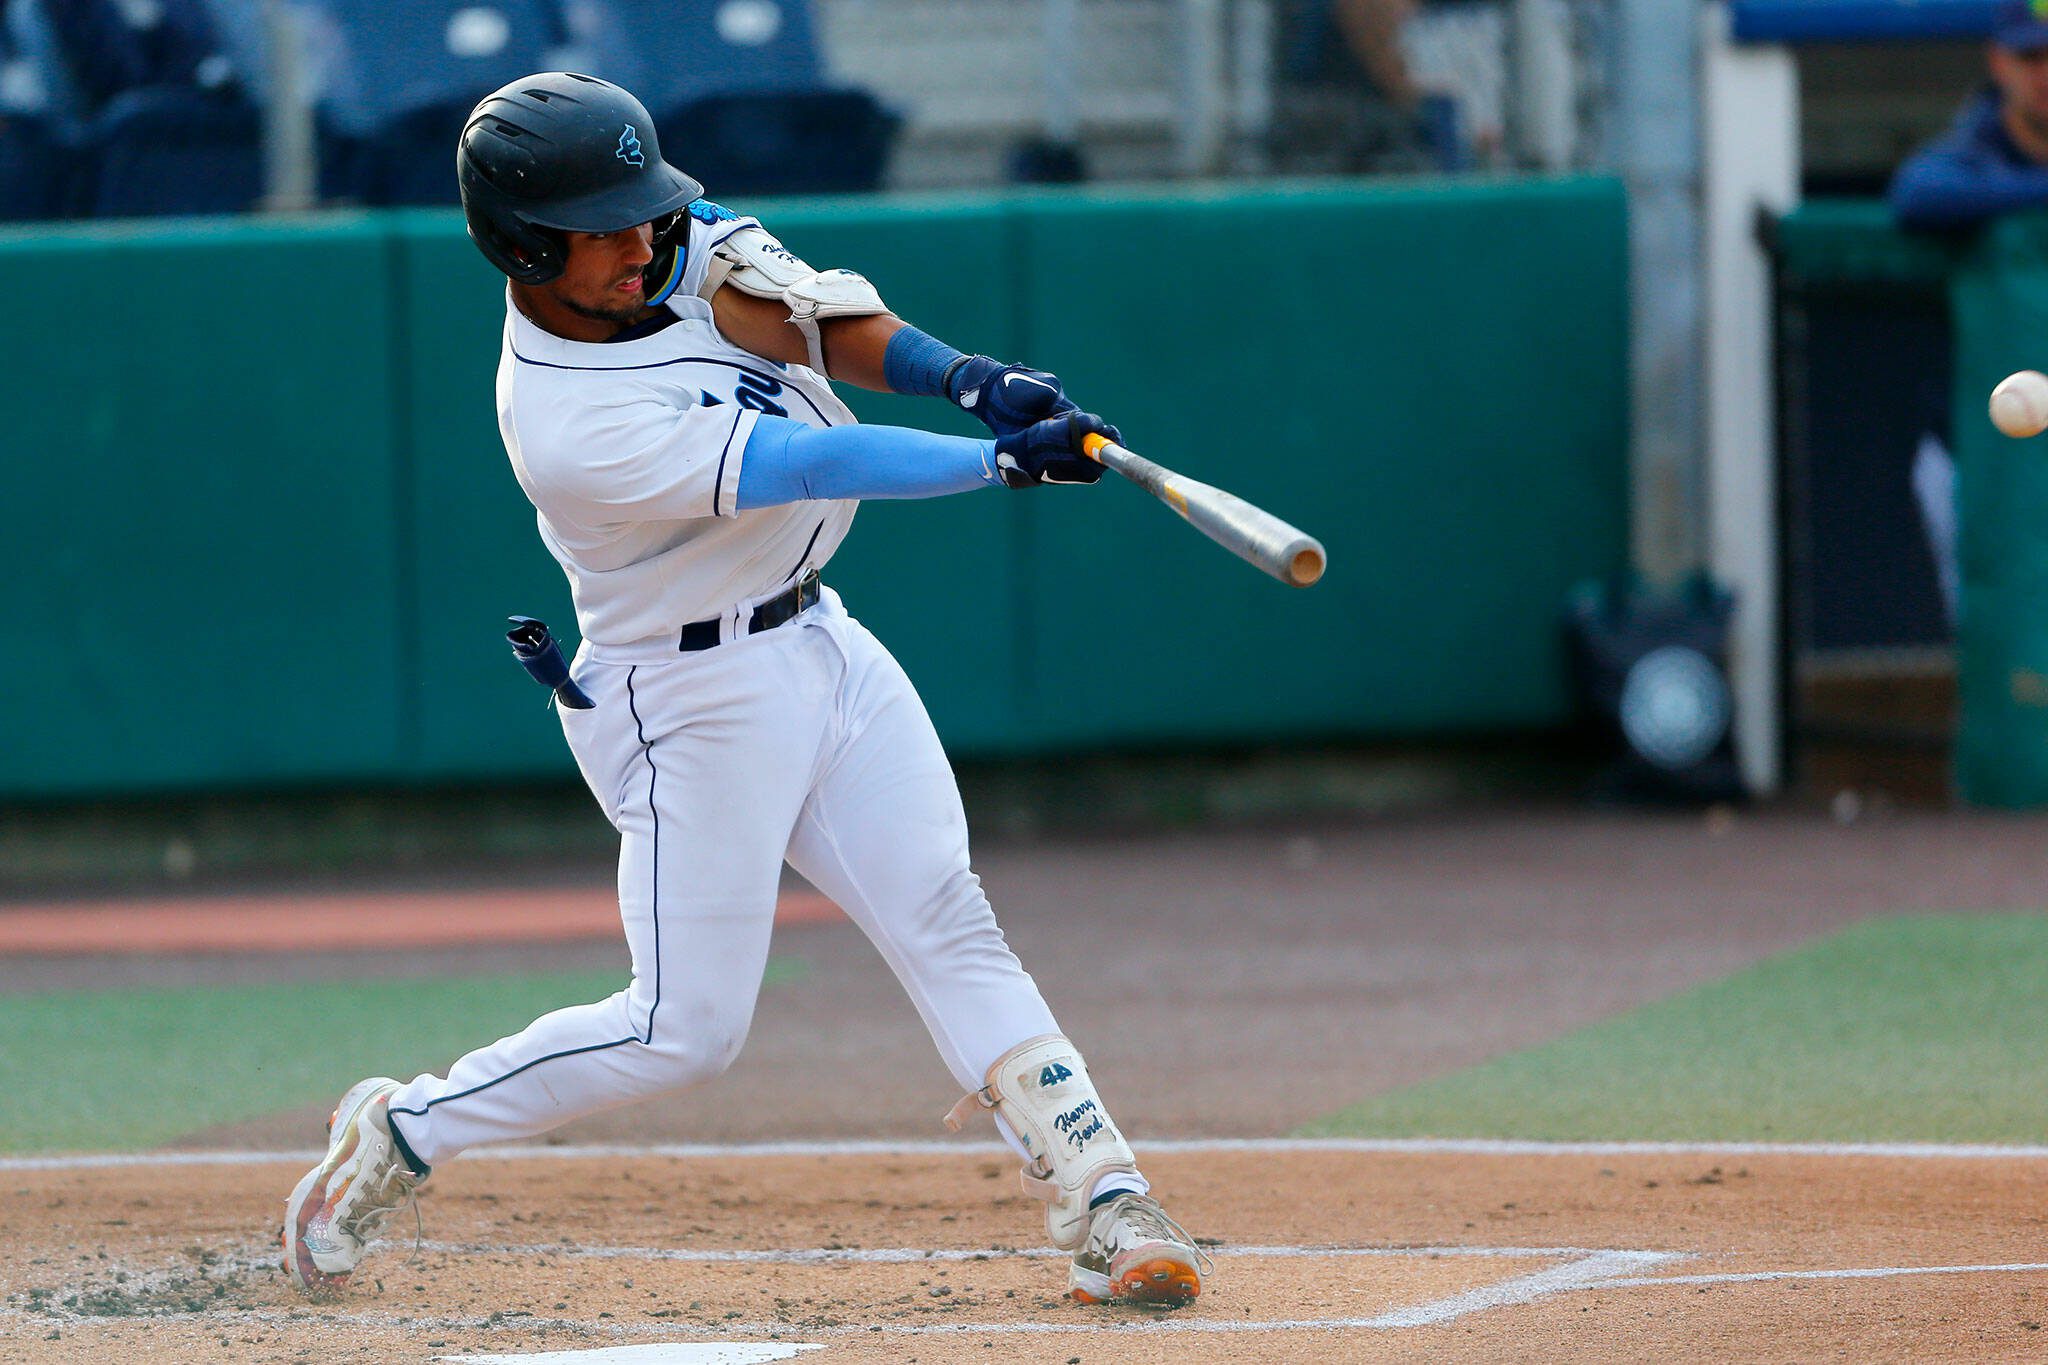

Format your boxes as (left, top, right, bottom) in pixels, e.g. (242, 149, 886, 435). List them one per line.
(1067, 1193, 1210, 1307)
(280, 1077, 426, 1294)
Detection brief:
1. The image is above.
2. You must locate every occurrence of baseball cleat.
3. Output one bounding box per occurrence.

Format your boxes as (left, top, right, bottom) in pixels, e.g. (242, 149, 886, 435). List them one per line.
(1067, 1192, 1210, 1308)
(280, 1076, 426, 1295)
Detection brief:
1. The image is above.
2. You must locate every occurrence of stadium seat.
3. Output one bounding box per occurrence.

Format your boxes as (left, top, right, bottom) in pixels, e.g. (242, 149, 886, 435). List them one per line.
(6, 0, 264, 219)
(295, 0, 562, 205)
(337, 102, 481, 208)
(563, 2, 898, 195)
(561, 0, 824, 112)
(197, 0, 276, 105)
(36, 0, 245, 109)
(670, 88, 898, 196)
(82, 86, 263, 217)
(0, 113, 68, 220)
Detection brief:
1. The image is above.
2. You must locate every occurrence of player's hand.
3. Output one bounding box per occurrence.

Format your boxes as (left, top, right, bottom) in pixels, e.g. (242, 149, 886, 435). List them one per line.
(993, 412, 1118, 488)
(945, 355, 1078, 437)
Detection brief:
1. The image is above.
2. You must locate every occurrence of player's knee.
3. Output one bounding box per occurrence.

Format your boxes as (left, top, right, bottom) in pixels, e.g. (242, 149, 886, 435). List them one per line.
(894, 864, 994, 934)
(908, 868, 1014, 955)
(636, 1015, 750, 1090)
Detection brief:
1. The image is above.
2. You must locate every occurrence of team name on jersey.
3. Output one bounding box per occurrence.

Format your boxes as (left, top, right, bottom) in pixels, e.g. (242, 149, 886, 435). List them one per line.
(696, 367, 789, 419)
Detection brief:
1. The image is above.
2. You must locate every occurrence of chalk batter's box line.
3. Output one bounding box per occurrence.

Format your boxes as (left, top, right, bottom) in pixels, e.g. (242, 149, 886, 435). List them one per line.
(13, 1135, 2048, 1172)
(7, 1248, 2048, 1339)
(0, 1247, 1682, 1336)
(13, 1257, 2048, 1338)
(415, 1238, 1660, 1264)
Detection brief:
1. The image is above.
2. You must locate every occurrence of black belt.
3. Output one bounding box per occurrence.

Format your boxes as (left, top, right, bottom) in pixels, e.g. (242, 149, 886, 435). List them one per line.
(679, 571, 821, 652)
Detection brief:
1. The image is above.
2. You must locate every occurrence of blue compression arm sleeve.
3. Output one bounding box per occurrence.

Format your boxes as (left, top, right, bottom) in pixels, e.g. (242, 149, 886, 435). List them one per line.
(881, 325, 967, 397)
(736, 413, 1001, 510)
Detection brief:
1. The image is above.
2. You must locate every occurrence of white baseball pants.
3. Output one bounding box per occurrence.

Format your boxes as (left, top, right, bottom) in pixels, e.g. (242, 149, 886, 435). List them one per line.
(386, 591, 1063, 1166)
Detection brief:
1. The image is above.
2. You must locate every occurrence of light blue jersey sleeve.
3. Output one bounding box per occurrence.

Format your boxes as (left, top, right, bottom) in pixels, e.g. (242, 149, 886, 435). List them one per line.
(735, 413, 1003, 510)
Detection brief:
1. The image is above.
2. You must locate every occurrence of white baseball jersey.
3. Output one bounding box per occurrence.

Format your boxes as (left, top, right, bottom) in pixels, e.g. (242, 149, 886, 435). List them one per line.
(497, 208, 858, 649)
(378, 195, 1153, 1242)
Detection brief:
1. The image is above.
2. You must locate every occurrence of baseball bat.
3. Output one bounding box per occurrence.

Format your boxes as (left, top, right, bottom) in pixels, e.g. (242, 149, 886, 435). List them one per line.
(1082, 432, 1327, 588)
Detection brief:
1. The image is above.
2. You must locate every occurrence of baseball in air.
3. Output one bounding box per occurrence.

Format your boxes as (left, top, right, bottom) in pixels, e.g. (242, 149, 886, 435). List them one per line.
(1990, 370, 2048, 438)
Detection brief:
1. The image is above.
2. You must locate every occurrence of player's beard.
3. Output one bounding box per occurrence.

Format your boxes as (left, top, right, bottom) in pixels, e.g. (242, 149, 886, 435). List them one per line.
(561, 291, 649, 327)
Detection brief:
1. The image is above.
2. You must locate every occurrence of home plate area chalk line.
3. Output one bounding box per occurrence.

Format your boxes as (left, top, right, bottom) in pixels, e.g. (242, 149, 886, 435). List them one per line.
(14, 1143, 2048, 1348)
(440, 1349, 821, 1365)
(11, 1244, 2048, 1347)
(395, 1244, 2048, 1326)
(344, 1253, 2048, 1341)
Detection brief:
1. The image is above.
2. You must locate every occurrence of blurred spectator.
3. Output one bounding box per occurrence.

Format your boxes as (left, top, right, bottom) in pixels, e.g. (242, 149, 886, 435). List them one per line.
(1890, 0, 2048, 230)
(8, 0, 262, 219)
(1270, 0, 1442, 174)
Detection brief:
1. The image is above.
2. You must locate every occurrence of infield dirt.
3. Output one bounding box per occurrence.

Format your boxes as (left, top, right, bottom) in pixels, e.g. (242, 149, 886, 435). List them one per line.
(9, 805, 2048, 1360)
(5, 1146, 2048, 1362)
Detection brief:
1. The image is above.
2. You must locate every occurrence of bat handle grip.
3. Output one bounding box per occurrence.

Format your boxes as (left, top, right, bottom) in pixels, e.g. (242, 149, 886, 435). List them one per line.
(1082, 432, 1111, 463)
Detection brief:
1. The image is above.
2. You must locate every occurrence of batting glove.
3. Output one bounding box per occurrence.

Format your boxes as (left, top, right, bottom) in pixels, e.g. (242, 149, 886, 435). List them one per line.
(944, 355, 1079, 437)
(993, 411, 1118, 488)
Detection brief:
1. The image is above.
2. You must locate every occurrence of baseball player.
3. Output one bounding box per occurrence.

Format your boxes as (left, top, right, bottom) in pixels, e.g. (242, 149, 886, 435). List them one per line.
(281, 72, 1208, 1309)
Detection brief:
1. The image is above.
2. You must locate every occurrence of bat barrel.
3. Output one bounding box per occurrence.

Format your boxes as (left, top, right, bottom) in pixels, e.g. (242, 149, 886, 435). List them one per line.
(1085, 434, 1328, 588)
(1185, 495, 1325, 587)
(1282, 538, 1327, 587)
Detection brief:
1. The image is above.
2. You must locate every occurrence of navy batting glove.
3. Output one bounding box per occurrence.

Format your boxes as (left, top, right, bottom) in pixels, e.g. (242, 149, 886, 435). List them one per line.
(944, 355, 1079, 437)
(993, 411, 1119, 488)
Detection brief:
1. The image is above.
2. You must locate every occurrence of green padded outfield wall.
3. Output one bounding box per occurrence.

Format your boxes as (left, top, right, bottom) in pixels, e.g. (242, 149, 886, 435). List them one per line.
(0, 216, 407, 797)
(1015, 180, 1628, 746)
(0, 178, 1629, 799)
(1950, 213, 2048, 806)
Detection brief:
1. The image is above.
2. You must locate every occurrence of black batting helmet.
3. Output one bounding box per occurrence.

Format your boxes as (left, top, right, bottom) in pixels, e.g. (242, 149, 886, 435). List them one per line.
(458, 72, 702, 287)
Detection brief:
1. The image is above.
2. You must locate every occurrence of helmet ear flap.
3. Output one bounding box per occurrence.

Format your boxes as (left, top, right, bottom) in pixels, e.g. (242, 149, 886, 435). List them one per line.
(642, 211, 687, 305)
(467, 211, 566, 285)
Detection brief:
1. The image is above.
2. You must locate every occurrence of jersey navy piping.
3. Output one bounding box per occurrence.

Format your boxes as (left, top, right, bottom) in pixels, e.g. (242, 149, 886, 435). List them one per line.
(785, 520, 826, 583)
(627, 666, 662, 1042)
(509, 348, 834, 425)
(602, 311, 685, 344)
(388, 665, 663, 1126)
(711, 409, 743, 518)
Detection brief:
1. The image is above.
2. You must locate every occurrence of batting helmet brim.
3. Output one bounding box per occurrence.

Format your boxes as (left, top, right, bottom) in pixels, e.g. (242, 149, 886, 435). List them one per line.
(522, 161, 705, 235)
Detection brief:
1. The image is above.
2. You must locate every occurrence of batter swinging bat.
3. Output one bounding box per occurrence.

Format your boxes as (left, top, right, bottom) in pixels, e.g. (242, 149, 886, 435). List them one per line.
(1082, 432, 1327, 588)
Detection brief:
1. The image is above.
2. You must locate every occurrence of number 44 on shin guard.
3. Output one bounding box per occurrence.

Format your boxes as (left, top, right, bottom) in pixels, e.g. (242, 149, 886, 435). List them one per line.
(943, 1035, 1140, 1249)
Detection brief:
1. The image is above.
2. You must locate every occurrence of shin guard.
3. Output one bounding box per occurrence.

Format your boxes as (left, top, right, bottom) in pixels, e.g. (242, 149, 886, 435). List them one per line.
(944, 1034, 1138, 1250)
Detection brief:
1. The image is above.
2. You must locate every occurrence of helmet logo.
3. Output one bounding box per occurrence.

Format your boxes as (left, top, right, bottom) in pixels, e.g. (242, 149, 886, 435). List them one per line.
(616, 125, 645, 168)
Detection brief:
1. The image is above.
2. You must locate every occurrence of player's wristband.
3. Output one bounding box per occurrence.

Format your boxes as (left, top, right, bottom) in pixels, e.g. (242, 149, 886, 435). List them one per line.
(882, 326, 967, 398)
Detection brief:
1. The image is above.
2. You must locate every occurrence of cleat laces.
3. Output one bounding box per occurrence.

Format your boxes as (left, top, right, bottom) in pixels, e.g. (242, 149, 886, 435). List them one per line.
(1104, 1195, 1214, 1274)
(337, 1159, 425, 1250)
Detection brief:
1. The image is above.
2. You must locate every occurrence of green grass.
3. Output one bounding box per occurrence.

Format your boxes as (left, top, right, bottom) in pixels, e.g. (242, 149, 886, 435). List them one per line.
(1, 959, 807, 1153)
(1300, 913, 2048, 1144)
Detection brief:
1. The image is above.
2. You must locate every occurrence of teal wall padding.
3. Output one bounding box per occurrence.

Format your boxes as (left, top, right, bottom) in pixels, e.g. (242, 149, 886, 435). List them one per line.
(392, 210, 579, 779)
(0, 216, 407, 796)
(1948, 214, 2048, 805)
(0, 179, 1630, 799)
(1009, 179, 1631, 744)
(1772, 197, 1962, 286)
